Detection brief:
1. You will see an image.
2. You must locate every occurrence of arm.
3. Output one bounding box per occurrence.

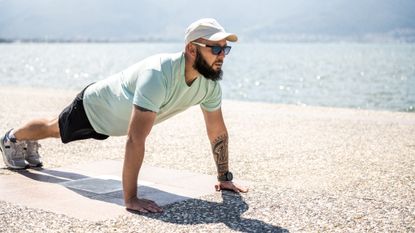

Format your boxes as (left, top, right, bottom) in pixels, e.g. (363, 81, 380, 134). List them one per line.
(202, 107, 248, 193)
(202, 107, 228, 178)
(122, 105, 163, 213)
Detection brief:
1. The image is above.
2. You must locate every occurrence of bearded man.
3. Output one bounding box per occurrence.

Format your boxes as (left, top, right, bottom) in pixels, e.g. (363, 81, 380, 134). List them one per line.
(0, 18, 248, 213)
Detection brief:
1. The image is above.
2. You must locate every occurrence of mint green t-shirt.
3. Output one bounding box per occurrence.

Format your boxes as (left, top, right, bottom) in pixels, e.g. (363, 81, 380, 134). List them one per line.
(83, 52, 222, 136)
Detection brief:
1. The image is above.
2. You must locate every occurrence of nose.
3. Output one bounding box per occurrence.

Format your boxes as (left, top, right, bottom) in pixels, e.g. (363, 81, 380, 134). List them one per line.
(217, 49, 226, 58)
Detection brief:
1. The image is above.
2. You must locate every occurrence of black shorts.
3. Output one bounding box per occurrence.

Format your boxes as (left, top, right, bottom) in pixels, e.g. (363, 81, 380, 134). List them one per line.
(58, 85, 109, 144)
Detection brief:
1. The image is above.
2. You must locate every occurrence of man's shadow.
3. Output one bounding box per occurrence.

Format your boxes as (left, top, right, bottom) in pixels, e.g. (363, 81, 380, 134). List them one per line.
(139, 191, 289, 233)
(14, 168, 288, 233)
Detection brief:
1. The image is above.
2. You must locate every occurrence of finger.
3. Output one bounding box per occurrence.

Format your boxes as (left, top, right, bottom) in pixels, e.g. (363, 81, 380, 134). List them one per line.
(145, 201, 163, 212)
(220, 183, 235, 191)
(126, 205, 145, 212)
(135, 207, 148, 213)
(236, 185, 249, 193)
(151, 204, 163, 212)
(215, 184, 221, 191)
(146, 205, 162, 213)
(140, 208, 149, 213)
(231, 182, 248, 193)
(126, 203, 153, 213)
(232, 186, 240, 193)
(143, 200, 161, 209)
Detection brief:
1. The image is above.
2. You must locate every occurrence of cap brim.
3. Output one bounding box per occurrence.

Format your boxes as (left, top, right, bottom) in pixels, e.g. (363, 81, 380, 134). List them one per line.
(204, 32, 238, 42)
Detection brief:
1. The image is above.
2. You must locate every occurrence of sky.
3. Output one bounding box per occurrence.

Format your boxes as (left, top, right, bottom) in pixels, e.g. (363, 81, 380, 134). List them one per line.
(0, 0, 414, 42)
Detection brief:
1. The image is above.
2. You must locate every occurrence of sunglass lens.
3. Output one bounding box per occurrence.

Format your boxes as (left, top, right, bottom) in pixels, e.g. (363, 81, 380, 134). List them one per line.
(211, 46, 232, 55)
(224, 46, 231, 55)
(212, 46, 222, 55)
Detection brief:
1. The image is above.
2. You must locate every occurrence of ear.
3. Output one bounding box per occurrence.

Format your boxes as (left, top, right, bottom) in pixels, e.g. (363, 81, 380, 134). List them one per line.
(185, 43, 197, 58)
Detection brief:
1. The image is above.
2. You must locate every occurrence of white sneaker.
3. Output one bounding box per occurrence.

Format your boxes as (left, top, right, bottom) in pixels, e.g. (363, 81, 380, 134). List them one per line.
(24, 140, 43, 167)
(0, 130, 28, 169)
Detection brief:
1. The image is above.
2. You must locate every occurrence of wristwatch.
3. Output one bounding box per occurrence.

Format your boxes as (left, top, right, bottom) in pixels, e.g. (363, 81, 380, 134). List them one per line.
(218, 171, 233, 182)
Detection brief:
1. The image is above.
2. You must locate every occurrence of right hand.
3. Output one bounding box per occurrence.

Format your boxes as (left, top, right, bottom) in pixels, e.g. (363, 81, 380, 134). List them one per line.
(125, 196, 163, 213)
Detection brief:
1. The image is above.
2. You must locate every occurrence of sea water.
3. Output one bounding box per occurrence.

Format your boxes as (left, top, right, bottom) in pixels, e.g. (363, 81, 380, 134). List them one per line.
(0, 42, 414, 112)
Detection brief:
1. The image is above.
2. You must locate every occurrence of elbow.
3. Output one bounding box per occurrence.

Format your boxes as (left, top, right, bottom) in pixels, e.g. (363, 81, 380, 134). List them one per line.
(208, 130, 228, 142)
(126, 133, 147, 147)
(207, 125, 227, 139)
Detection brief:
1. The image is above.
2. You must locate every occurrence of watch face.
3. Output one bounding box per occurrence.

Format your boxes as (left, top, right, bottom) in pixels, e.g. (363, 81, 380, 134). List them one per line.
(218, 171, 233, 181)
(226, 172, 233, 181)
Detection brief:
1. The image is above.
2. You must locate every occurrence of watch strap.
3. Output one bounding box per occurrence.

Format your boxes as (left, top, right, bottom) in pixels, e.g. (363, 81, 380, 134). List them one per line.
(218, 171, 233, 181)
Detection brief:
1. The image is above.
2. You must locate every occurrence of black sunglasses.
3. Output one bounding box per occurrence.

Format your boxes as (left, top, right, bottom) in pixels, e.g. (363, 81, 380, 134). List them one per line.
(192, 42, 232, 55)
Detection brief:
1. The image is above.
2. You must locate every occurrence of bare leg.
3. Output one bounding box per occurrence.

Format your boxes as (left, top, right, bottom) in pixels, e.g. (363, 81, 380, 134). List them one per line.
(13, 117, 60, 141)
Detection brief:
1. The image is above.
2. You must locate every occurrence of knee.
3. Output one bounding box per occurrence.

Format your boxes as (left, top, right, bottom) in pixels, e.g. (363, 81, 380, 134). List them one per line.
(47, 118, 60, 138)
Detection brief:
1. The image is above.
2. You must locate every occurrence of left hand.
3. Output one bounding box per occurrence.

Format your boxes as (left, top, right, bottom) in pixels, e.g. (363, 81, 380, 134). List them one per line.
(215, 181, 249, 193)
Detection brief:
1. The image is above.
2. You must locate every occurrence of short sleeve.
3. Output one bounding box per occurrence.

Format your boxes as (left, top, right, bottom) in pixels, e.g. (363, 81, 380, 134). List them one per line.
(133, 69, 166, 112)
(201, 82, 222, 112)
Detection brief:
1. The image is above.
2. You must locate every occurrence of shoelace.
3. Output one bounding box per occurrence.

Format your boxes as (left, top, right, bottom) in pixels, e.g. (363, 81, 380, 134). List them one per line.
(13, 142, 26, 160)
(26, 141, 41, 158)
(27, 141, 40, 150)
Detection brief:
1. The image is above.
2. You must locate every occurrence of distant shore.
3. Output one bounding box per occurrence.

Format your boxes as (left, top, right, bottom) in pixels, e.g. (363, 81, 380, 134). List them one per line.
(1, 37, 415, 44)
(0, 38, 182, 44)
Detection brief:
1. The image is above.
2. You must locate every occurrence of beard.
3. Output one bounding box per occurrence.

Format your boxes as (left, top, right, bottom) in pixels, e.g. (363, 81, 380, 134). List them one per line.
(193, 49, 223, 81)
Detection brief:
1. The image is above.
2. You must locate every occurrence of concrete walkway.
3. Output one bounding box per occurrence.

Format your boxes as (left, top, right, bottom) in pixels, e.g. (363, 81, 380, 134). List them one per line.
(0, 87, 414, 232)
(0, 160, 239, 221)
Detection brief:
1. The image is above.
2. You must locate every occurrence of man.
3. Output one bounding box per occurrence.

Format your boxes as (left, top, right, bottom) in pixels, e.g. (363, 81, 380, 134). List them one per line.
(0, 18, 248, 213)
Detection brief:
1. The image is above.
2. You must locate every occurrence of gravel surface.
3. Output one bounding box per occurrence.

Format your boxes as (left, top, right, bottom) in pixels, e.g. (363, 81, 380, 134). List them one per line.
(1, 86, 414, 232)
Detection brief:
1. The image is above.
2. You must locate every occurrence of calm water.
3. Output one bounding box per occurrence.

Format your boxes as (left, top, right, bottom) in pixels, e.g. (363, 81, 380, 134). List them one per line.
(0, 43, 414, 112)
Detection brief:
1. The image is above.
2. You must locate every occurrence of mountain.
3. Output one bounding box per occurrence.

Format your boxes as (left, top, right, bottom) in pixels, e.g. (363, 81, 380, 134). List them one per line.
(0, 0, 414, 42)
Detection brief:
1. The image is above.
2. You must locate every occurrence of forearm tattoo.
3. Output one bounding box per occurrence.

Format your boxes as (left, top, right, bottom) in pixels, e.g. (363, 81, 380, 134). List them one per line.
(211, 134, 229, 176)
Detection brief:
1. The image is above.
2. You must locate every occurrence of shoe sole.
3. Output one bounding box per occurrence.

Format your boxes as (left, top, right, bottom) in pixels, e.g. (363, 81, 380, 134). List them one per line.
(27, 162, 43, 168)
(0, 135, 28, 170)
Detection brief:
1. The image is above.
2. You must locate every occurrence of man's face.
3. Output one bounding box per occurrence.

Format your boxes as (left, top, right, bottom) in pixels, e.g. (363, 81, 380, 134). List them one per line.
(192, 39, 227, 81)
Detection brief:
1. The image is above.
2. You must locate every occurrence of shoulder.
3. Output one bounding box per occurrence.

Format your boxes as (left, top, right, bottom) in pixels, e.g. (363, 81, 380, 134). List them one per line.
(143, 52, 182, 72)
(125, 52, 181, 73)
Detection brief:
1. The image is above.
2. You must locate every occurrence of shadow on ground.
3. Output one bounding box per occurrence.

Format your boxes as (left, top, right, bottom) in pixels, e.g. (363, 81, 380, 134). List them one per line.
(137, 191, 289, 233)
(15, 168, 288, 233)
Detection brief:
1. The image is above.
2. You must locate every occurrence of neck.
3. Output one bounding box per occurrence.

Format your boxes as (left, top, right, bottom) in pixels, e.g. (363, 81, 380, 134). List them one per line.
(184, 53, 199, 86)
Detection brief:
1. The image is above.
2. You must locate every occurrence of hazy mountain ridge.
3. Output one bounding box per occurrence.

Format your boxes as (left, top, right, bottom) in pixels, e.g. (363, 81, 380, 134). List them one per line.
(1, 0, 414, 42)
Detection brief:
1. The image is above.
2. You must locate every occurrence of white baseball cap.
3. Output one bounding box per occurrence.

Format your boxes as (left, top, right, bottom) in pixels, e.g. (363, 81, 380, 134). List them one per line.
(184, 18, 238, 45)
